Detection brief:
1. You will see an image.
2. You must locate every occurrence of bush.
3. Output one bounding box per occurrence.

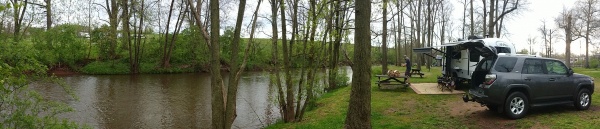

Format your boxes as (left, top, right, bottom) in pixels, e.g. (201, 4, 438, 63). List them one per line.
(0, 43, 85, 128)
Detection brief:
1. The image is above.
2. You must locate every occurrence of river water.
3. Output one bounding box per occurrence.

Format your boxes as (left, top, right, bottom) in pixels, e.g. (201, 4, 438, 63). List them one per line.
(33, 67, 351, 129)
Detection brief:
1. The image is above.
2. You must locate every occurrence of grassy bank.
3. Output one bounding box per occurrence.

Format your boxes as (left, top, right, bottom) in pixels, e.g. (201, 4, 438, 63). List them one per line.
(267, 66, 600, 128)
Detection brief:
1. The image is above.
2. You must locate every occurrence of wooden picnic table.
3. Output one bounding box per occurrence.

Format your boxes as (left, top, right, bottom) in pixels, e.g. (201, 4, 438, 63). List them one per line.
(410, 69, 425, 78)
(375, 75, 408, 89)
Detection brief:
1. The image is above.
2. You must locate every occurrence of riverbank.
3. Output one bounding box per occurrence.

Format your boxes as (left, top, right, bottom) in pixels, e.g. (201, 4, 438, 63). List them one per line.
(266, 66, 600, 128)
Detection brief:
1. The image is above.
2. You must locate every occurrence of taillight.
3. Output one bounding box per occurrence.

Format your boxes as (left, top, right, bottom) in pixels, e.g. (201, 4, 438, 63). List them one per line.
(483, 74, 497, 87)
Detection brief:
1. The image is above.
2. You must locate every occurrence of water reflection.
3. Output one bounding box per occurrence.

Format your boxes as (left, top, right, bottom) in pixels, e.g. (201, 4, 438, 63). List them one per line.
(32, 67, 351, 129)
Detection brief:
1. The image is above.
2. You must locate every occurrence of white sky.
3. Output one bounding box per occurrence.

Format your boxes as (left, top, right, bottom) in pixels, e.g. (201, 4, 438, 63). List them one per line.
(496, 0, 589, 55)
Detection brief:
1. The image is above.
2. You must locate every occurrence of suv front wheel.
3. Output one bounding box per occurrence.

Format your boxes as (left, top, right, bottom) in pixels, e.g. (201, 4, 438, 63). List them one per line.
(575, 88, 592, 110)
(504, 92, 529, 119)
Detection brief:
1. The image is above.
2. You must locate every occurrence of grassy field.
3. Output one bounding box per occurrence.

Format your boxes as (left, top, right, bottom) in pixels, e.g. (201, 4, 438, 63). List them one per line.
(267, 66, 600, 129)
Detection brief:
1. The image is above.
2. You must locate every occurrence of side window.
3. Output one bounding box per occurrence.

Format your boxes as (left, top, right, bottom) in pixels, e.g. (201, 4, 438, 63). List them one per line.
(522, 59, 546, 74)
(494, 57, 518, 72)
(469, 49, 480, 62)
(545, 60, 568, 75)
(476, 58, 494, 71)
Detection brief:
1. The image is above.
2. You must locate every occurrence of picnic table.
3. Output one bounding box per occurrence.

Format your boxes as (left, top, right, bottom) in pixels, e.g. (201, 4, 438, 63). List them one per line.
(410, 69, 425, 78)
(375, 75, 408, 89)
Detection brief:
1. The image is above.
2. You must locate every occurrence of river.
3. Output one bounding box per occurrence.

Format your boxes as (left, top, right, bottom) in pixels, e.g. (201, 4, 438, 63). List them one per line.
(33, 67, 352, 129)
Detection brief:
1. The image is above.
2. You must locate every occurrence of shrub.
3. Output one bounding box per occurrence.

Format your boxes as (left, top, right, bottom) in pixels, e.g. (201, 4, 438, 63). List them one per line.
(0, 43, 85, 128)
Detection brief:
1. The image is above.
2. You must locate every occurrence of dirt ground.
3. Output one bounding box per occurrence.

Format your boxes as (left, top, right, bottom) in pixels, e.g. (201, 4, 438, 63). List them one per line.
(48, 65, 78, 76)
(445, 99, 522, 129)
(445, 96, 600, 129)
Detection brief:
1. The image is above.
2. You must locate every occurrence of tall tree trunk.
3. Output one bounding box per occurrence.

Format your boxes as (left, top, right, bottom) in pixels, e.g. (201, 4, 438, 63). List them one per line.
(382, 0, 388, 73)
(470, 0, 474, 36)
(161, 0, 176, 68)
(416, 0, 422, 70)
(426, 0, 432, 70)
(11, 0, 28, 42)
(487, 0, 495, 37)
(224, 0, 249, 127)
(134, 0, 145, 74)
(327, 0, 338, 90)
(108, 0, 119, 59)
(345, 0, 371, 128)
(268, 0, 286, 121)
(396, 0, 402, 66)
(330, 0, 344, 90)
(279, 0, 296, 122)
(45, 0, 52, 30)
(122, 0, 133, 73)
(565, 15, 573, 68)
(482, 0, 487, 36)
(207, 0, 226, 128)
(462, 0, 467, 38)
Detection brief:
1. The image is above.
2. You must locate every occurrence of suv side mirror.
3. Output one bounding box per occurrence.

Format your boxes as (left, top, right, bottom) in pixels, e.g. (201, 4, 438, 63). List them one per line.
(568, 68, 574, 76)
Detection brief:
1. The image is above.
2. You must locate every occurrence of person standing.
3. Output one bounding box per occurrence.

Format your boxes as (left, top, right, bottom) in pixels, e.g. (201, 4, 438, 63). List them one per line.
(404, 55, 411, 84)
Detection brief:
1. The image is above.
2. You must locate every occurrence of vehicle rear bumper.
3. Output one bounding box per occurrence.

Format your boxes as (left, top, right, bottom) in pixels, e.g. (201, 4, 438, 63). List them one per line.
(465, 88, 503, 106)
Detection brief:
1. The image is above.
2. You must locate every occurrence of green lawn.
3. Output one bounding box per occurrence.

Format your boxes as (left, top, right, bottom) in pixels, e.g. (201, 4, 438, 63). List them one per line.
(267, 66, 600, 129)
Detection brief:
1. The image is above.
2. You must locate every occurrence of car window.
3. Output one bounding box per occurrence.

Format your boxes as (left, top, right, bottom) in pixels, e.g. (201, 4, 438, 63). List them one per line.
(476, 58, 494, 71)
(495, 47, 511, 53)
(522, 59, 545, 74)
(469, 49, 480, 62)
(494, 57, 518, 72)
(545, 60, 567, 75)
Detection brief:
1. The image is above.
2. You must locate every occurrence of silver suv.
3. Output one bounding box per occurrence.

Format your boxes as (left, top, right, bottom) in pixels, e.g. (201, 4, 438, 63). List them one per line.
(461, 42, 595, 119)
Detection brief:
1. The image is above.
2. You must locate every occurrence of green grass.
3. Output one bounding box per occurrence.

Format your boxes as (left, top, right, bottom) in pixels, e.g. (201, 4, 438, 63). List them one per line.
(266, 66, 600, 129)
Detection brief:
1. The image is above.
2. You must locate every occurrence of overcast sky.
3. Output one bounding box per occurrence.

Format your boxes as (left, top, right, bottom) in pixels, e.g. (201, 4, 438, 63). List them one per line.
(496, 0, 590, 55)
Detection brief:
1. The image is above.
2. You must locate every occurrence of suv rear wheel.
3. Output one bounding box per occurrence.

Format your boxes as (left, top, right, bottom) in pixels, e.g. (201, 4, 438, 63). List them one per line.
(575, 88, 591, 110)
(504, 92, 529, 119)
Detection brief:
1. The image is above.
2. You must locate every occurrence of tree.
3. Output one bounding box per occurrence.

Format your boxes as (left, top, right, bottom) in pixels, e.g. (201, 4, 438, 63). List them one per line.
(526, 36, 536, 55)
(328, 0, 350, 90)
(45, 0, 51, 30)
(539, 21, 558, 57)
(345, 0, 371, 128)
(160, 0, 186, 68)
(187, 0, 258, 128)
(208, 0, 225, 128)
(556, 8, 581, 68)
(382, 0, 388, 73)
(486, 0, 523, 37)
(9, 0, 28, 41)
(470, 0, 474, 36)
(575, 0, 600, 68)
(106, 0, 119, 59)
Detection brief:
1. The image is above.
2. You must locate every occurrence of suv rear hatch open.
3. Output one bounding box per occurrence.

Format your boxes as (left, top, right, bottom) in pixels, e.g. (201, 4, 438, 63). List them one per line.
(458, 40, 498, 58)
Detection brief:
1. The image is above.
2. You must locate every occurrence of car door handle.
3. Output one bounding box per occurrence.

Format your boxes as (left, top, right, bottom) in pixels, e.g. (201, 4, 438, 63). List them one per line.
(524, 78, 531, 81)
(549, 78, 555, 81)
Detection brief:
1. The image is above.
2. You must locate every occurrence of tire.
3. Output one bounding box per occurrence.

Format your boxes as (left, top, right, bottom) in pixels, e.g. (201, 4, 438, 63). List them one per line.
(504, 92, 529, 119)
(575, 88, 592, 110)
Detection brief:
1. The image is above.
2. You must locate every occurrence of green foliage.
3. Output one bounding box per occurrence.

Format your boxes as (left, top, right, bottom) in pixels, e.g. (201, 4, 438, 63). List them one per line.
(335, 68, 350, 87)
(517, 48, 529, 54)
(0, 43, 85, 128)
(589, 58, 600, 68)
(91, 25, 113, 60)
(32, 24, 87, 66)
